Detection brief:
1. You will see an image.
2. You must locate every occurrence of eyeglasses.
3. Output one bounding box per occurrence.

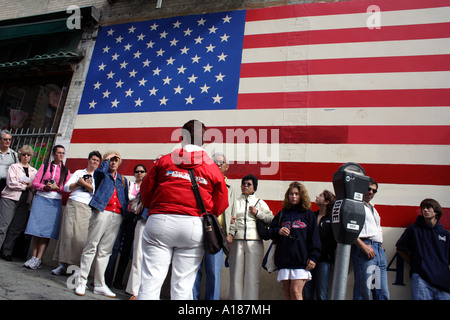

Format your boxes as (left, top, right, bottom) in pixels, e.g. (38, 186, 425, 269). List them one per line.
(2, 138, 11, 141)
(135, 170, 146, 174)
(215, 161, 225, 166)
(368, 187, 377, 194)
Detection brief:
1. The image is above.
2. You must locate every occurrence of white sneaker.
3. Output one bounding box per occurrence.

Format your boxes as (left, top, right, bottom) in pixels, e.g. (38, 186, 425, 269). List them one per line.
(24, 257, 41, 269)
(51, 263, 68, 275)
(93, 286, 116, 298)
(75, 283, 87, 296)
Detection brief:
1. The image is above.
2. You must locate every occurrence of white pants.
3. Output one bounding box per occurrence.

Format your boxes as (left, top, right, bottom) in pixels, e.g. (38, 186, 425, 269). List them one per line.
(138, 214, 204, 300)
(79, 209, 123, 287)
(229, 240, 264, 300)
(125, 218, 146, 296)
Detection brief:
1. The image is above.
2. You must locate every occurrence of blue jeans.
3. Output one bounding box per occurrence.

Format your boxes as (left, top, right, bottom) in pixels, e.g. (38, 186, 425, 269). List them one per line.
(193, 249, 223, 300)
(411, 273, 450, 300)
(351, 240, 390, 300)
(303, 261, 332, 300)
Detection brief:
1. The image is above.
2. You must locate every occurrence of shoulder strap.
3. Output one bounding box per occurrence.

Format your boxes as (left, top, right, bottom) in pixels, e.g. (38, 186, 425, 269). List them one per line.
(188, 169, 206, 214)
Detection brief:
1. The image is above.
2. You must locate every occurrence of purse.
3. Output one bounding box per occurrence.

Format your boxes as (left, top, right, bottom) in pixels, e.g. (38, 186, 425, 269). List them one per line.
(253, 199, 271, 240)
(262, 211, 283, 273)
(188, 169, 229, 256)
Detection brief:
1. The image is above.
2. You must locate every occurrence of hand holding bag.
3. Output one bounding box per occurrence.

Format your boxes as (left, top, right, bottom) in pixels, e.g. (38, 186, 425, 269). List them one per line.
(262, 211, 283, 273)
(188, 169, 229, 256)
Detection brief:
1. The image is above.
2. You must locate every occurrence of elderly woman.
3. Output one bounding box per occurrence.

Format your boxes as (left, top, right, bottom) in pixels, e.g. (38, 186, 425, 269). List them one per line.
(0, 145, 37, 261)
(228, 174, 273, 300)
(75, 150, 128, 298)
(24, 145, 70, 270)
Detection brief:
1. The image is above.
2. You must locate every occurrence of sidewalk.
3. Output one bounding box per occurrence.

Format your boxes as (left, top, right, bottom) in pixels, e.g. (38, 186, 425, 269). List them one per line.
(0, 258, 129, 300)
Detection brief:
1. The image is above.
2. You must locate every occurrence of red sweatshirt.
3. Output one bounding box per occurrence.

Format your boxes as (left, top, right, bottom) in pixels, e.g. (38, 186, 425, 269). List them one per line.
(141, 145, 229, 217)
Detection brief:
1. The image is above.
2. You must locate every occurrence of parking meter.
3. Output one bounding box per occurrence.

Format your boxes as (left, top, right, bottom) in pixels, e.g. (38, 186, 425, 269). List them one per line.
(331, 162, 370, 244)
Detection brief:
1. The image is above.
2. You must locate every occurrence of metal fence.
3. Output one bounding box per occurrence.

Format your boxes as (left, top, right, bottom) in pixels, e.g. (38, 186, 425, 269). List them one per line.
(6, 127, 57, 169)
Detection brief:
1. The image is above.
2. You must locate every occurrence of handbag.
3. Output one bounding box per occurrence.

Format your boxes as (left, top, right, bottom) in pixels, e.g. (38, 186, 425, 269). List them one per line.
(253, 199, 271, 240)
(188, 169, 229, 256)
(262, 211, 283, 273)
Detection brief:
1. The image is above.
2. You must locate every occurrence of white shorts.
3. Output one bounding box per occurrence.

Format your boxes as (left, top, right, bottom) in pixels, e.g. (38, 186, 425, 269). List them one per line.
(277, 268, 312, 282)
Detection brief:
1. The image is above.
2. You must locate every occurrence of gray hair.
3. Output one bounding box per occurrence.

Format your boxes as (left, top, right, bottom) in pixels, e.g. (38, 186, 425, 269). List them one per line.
(0, 130, 12, 139)
(212, 152, 227, 164)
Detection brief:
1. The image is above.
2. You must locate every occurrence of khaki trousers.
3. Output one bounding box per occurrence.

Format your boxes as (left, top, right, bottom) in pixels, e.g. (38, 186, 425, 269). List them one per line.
(79, 209, 122, 287)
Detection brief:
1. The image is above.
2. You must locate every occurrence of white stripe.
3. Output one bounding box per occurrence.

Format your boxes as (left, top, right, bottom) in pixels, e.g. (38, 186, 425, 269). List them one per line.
(67, 143, 450, 166)
(241, 38, 450, 63)
(73, 107, 450, 129)
(238, 71, 450, 93)
(244, 7, 450, 35)
(227, 179, 450, 207)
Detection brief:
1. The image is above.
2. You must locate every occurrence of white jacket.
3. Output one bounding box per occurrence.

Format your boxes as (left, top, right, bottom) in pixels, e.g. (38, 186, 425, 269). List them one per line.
(229, 193, 273, 240)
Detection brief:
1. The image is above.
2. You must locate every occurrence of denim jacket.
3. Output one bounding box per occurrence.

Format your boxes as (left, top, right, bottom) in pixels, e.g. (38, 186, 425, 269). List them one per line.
(89, 159, 128, 212)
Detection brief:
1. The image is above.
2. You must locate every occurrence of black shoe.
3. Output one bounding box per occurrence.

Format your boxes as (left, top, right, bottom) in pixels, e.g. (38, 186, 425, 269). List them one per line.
(1, 254, 12, 261)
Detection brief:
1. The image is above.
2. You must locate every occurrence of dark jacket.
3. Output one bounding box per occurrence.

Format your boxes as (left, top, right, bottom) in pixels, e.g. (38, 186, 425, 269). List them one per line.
(89, 159, 128, 212)
(315, 209, 337, 264)
(269, 205, 321, 270)
(396, 215, 450, 293)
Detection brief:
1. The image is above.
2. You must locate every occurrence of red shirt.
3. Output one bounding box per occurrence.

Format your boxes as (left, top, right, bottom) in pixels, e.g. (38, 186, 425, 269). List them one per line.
(104, 188, 122, 214)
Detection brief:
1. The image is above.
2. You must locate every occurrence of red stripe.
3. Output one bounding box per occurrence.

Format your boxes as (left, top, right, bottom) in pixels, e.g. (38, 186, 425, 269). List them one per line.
(65, 158, 450, 186)
(245, 0, 450, 22)
(264, 200, 450, 229)
(70, 125, 450, 145)
(237, 89, 450, 109)
(243, 23, 450, 49)
(240, 55, 450, 77)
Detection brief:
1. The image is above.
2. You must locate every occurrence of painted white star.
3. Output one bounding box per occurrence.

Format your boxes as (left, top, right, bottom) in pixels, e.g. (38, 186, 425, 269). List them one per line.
(111, 99, 120, 108)
(93, 81, 101, 89)
(146, 40, 155, 48)
(173, 20, 182, 28)
(180, 46, 189, 54)
(124, 44, 132, 51)
(103, 46, 110, 53)
(134, 51, 142, 59)
(220, 34, 230, 42)
(125, 88, 134, 97)
(115, 79, 124, 88)
(134, 98, 143, 106)
(111, 53, 119, 61)
(217, 53, 227, 61)
(102, 90, 111, 98)
(89, 100, 97, 109)
(188, 74, 198, 83)
(185, 95, 195, 104)
(138, 78, 147, 86)
(208, 26, 218, 34)
(173, 85, 183, 94)
(107, 29, 115, 36)
(137, 33, 145, 41)
(215, 72, 225, 82)
(120, 61, 128, 69)
(200, 84, 210, 93)
(159, 96, 168, 105)
(162, 76, 172, 85)
(150, 23, 158, 31)
(159, 30, 168, 38)
(191, 55, 201, 63)
(194, 36, 204, 44)
(177, 65, 187, 74)
(197, 18, 206, 26)
(212, 94, 223, 103)
(128, 26, 136, 33)
(98, 63, 106, 71)
(142, 59, 151, 67)
(153, 67, 161, 76)
(222, 15, 232, 23)
(206, 44, 215, 52)
(129, 69, 137, 77)
(149, 87, 158, 96)
(166, 57, 175, 65)
(115, 36, 123, 43)
(156, 48, 165, 56)
(184, 28, 193, 36)
(107, 71, 115, 79)
(203, 63, 213, 72)
(170, 38, 179, 46)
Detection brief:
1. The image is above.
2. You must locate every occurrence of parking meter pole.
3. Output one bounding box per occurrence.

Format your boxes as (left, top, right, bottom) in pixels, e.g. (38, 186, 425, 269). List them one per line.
(331, 242, 351, 300)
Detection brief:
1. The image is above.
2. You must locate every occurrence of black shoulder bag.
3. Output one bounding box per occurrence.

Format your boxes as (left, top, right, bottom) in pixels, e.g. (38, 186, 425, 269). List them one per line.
(187, 169, 229, 256)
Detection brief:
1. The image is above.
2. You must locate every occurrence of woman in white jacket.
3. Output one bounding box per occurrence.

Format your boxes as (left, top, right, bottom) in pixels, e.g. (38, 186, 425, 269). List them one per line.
(228, 174, 273, 300)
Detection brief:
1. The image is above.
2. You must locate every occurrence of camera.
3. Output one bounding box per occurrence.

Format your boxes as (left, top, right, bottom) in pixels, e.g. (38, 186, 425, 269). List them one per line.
(83, 174, 92, 181)
(45, 179, 55, 185)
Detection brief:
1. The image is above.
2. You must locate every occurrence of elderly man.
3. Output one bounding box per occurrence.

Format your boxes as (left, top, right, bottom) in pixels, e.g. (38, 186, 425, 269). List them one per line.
(0, 130, 18, 197)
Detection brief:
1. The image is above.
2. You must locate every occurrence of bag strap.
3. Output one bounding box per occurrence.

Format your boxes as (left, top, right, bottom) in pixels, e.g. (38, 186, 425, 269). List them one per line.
(188, 169, 206, 214)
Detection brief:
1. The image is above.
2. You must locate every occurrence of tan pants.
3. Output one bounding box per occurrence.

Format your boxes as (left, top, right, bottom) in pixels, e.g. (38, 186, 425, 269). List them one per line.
(228, 239, 264, 300)
(79, 209, 122, 287)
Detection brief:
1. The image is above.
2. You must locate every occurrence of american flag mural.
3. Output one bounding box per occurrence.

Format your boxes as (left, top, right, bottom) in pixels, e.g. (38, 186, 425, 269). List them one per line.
(66, 0, 450, 230)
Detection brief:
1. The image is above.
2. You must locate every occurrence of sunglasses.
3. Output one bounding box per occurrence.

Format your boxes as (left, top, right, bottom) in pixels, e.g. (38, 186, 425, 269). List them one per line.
(2, 138, 11, 141)
(368, 187, 378, 194)
(135, 170, 146, 174)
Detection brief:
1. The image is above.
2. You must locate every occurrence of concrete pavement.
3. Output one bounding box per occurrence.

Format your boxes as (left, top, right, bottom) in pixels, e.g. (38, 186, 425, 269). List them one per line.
(0, 258, 129, 300)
